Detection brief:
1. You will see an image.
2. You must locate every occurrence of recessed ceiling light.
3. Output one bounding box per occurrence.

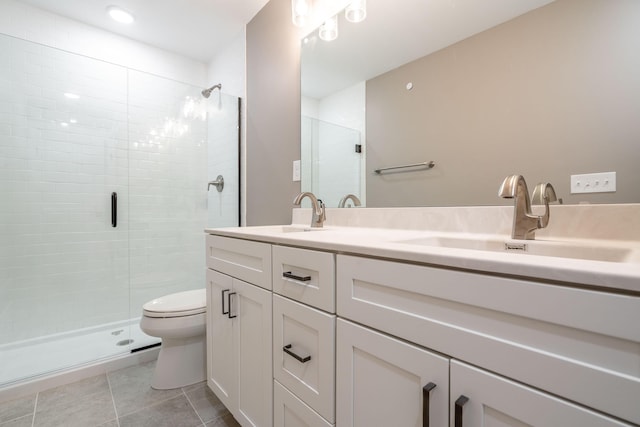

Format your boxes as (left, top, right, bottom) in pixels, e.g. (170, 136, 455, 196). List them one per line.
(64, 92, 80, 99)
(107, 6, 135, 24)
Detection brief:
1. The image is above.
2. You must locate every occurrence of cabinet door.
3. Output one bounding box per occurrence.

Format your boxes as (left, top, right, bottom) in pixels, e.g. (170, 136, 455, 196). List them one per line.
(233, 279, 273, 427)
(336, 319, 449, 427)
(206, 269, 236, 413)
(450, 360, 633, 427)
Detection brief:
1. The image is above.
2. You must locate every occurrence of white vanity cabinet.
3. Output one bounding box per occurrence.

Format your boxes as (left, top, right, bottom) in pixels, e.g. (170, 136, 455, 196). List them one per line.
(205, 226, 640, 426)
(272, 245, 336, 426)
(336, 254, 640, 426)
(206, 235, 273, 427)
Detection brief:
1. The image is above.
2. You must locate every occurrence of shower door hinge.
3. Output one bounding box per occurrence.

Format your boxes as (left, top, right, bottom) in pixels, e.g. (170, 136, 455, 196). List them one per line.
(355, 144, 362, 153)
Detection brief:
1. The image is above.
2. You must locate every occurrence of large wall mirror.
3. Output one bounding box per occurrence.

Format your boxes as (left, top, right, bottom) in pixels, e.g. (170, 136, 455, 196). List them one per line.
(300, 0, 640, 207)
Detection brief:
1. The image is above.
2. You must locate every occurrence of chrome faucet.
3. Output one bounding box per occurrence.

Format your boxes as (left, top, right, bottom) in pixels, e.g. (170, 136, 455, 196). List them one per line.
(338, 194, 361, 208)
(293, 192, 326, 228)
(498, 175, 555, 240)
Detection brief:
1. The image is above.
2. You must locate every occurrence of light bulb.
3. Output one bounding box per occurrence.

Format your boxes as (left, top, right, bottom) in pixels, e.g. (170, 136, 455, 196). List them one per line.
(292, 0, 312, 27)
(319, 15, 338, 41)
(345, 0, 366, 23)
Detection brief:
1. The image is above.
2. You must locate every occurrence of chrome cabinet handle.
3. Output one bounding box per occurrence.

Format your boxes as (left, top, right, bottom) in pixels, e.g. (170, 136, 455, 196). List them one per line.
(283, 344, 311, 363)
(283, 271, 311, 281)
(455, 395, 469, 427)
(423, 382, 436, 427)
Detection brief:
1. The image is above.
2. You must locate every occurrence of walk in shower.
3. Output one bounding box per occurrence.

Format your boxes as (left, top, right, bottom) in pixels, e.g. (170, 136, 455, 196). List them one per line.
(0, 34, 240, 387)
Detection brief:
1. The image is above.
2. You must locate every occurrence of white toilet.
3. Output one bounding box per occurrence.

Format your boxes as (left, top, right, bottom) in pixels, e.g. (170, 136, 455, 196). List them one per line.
(140, 289, 207, 390)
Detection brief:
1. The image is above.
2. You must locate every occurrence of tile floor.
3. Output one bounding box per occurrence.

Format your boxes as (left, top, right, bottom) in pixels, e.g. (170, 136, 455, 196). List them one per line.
(0, 361, 240, 427)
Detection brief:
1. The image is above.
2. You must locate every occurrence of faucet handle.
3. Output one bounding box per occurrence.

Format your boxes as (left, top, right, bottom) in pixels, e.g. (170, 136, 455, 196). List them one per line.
(531, 183, 558, 205)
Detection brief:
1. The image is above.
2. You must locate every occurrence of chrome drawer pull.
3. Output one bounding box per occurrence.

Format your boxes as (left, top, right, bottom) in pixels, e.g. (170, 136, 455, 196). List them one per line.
(283, 271, 311, 281)
(283, 344, 311, 363)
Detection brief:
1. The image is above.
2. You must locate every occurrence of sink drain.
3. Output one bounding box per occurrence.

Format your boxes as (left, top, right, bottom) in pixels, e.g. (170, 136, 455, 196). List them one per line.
(116, 339, 134, 346)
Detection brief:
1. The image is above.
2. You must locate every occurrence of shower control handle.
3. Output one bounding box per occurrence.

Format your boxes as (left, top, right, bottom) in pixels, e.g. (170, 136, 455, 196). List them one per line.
(207, 175, 224, 192)
(111, 192, 117, 227)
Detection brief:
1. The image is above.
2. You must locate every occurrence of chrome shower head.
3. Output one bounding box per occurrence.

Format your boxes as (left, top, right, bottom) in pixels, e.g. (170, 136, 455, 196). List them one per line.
(201, 83, 222, 98)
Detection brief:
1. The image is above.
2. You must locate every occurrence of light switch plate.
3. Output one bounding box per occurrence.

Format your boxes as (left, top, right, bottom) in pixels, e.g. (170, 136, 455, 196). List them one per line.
(570, 172, 616, 194)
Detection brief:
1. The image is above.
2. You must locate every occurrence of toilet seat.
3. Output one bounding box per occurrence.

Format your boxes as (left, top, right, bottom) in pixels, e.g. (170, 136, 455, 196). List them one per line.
(143, 289, 206, 318)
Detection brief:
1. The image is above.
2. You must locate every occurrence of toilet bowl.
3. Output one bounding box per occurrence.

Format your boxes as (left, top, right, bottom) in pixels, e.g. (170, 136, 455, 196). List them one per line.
(140, 289, 207, 390)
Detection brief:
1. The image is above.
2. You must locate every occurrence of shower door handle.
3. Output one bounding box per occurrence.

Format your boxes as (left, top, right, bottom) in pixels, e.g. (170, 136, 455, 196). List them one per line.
(111, 192, 117, 227)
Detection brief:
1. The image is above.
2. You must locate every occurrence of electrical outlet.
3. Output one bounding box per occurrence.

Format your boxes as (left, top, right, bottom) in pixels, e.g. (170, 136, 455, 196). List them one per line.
(570, 172, 616, 194)
(293, 160, 301, 182)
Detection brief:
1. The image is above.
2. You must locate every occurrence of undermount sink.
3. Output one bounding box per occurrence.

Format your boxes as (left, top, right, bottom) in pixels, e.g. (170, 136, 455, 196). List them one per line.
(398, 236, 634, 263)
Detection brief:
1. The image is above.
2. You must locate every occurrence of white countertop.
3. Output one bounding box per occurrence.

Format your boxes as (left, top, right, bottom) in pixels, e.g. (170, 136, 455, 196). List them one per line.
(205, 205, 640, 294)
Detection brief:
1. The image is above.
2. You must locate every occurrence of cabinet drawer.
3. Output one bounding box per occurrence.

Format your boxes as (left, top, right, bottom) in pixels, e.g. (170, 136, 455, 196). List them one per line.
(206, 234, 272, 290)
(272, 245, 335, 312)
(337, 255, 640, 424)
(273, 295, 335, 423)
(274, 381, 333, 427)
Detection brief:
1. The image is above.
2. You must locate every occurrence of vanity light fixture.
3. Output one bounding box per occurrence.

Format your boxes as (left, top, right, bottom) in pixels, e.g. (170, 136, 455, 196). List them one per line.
(107, 5, 135, 24)
(345, 0, 366, 23)
(291, 0, 312, 27)
(318, 15, 338, 41)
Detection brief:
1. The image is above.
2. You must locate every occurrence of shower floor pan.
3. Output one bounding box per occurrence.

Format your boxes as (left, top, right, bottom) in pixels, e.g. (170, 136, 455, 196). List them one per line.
(0, 319, 159, 388)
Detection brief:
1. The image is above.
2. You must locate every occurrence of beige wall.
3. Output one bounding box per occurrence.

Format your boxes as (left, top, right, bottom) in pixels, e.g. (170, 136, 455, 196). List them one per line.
(246, 0, 301, 225)
(366, 0, 640, 206)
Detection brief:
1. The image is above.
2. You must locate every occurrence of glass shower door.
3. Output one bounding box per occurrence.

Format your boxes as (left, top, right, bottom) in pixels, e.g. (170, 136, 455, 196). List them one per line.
(126, 70, 210, 330)
(0, 36, 131, 386)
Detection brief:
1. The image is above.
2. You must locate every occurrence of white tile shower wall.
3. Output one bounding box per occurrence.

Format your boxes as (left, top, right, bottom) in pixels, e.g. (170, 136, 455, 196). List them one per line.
(0, 0, 206, 85)
(127, 70, 208, 315)
(0, 36, 130, 343)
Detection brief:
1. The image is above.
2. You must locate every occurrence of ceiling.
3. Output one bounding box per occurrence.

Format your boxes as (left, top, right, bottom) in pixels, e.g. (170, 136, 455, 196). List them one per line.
(17, 0, 270, 62)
